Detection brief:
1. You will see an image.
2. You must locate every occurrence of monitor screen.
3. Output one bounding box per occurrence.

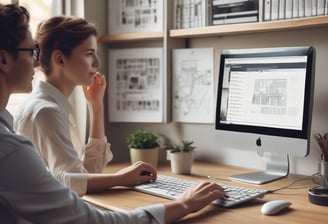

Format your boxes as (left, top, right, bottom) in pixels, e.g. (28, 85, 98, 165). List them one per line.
(215, 46, 315, 184)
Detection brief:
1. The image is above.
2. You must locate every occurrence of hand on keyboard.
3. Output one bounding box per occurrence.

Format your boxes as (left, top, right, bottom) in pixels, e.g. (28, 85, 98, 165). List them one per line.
(114, 161, 157, 186)
(135, 175, 268, 207)
(176, 182, 226, 212)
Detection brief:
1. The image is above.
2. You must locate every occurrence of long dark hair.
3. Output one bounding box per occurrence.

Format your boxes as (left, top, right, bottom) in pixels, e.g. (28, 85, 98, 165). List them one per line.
(36, 16, 98, 75)
(0, 3, 30, 59)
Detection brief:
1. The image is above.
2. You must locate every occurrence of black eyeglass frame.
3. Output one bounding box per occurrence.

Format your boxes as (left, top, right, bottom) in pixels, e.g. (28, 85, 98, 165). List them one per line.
(16, 44, 40, 61)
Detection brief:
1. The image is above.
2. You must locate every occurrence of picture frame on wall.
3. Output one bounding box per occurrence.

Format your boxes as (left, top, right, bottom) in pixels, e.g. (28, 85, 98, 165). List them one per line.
(108, 48, 165, 123)
(108, 0, 164, 34)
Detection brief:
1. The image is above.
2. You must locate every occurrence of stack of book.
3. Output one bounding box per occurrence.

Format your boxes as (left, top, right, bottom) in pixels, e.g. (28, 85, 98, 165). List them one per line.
(264, 0, 328, 21)
(211, 0, 259, 25)
(173, 0, 211, 29)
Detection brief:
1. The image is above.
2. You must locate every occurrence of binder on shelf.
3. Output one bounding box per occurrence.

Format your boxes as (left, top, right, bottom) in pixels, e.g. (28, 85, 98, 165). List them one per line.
(325, 0, 328, 15)
(211, 0, 259, 25)
(264, 0, 272, 21)
(212, 15, 258, 25)
(292, 0, 299, 18)
(305, 0, 312, 17)
(312, 0, 318, 16)
(285, 0, 293, 19)
(317, 0, 325, 16)
(258, 0, 263, 21)
(279, 0, 286, 20)
(298, 0, 305, 18)
(271, 0, 279, 20)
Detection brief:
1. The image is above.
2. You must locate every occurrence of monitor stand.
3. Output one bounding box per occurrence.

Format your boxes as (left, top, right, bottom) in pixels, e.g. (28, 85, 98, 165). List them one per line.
(230, 153, 289, 185)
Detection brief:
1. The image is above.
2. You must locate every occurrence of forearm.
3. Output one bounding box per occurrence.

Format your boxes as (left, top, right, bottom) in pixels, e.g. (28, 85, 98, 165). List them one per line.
(87, 102, 106, 139)
(164, 201, 192, 224)
(86, 173, 119, 193)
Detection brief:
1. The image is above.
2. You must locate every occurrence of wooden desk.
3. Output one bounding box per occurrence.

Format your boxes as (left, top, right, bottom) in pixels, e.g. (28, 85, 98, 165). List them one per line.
(83, 162, 327, 224)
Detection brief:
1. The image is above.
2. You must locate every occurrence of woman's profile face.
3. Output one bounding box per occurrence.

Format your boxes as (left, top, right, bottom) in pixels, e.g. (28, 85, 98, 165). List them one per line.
(61, 35, 100, 87)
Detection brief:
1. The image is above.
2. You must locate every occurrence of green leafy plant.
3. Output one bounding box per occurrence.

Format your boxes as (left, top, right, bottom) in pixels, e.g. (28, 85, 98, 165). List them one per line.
(164, 140, 196, 153)
(127, 129, 160, 149)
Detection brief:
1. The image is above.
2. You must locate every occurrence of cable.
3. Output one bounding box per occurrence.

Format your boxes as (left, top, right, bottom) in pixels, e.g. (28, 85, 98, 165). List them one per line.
(267, 173, 320, 195)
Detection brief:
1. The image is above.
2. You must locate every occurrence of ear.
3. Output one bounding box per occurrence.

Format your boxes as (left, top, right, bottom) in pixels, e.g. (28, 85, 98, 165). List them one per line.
(52, 50, 65, 68)
(0, 50, 10, 73)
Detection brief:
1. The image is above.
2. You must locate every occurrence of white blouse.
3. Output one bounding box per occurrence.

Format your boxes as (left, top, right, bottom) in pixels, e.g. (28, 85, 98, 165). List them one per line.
(14, 80, 113, 195)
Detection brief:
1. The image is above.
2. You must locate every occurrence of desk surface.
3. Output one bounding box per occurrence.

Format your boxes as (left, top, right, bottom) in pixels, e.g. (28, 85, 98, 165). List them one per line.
(83, 162, 327, 224)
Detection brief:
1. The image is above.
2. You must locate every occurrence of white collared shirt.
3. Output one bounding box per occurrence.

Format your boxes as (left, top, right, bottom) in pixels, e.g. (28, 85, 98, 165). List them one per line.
(14, 80, 113, 195)
(1, 108, 164, 224)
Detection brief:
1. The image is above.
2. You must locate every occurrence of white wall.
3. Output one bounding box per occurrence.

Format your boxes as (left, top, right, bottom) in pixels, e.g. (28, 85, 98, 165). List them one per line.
(85, 1, 328, 176)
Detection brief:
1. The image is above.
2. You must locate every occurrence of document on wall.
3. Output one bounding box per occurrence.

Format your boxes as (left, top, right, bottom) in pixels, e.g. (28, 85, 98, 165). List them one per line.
(108, 48, 164, 123)
(108, 0, 163, 34)
(172, 48, 214, 123)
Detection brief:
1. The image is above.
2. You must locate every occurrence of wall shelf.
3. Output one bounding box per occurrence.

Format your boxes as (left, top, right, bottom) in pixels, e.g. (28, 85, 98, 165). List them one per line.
(99, 16, 328, 43)
(169, 16, 328, 39)
(98, 32, 164, 43)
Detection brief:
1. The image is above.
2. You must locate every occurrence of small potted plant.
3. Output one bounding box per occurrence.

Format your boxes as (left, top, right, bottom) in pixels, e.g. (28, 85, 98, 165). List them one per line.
(164, 140, 196, 174)
(127, 129, 160, 167)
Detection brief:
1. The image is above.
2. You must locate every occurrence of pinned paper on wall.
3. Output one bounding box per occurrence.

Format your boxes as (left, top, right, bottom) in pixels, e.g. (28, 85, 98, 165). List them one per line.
(172, 48, 215, 123)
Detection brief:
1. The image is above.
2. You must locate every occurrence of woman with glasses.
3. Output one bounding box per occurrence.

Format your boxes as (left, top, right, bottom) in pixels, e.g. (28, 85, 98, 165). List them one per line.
(1, 3, 224, 224)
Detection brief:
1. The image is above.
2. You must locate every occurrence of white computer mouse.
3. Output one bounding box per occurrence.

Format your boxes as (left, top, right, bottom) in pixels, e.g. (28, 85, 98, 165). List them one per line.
(261, 200, 291, 215)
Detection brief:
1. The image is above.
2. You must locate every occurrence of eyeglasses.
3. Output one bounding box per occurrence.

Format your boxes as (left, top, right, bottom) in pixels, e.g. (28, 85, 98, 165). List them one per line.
(16, 44, 40, 61)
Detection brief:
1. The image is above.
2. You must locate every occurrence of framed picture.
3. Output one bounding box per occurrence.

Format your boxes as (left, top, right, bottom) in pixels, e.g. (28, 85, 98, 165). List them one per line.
(108, 48, 165, 122)
(108, 0, 164, 34)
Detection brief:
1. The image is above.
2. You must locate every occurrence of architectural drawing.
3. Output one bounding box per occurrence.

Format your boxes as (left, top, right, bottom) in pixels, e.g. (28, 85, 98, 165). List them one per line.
(172, 48, 214, 123)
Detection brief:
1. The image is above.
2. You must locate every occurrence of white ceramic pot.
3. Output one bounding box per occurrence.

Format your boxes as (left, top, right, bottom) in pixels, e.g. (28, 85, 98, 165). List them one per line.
(169, 151, 195, 174)
(130, 147, 159, 168)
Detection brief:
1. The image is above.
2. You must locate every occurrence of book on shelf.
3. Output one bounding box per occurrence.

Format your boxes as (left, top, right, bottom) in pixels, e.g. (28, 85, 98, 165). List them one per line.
(173, 0, 211, 29)
(211, 0, 259, 25)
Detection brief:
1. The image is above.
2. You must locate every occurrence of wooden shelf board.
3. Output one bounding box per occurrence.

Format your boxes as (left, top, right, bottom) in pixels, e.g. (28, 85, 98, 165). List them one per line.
(98, 32, 164, 43)
(170, 16, 328, 38)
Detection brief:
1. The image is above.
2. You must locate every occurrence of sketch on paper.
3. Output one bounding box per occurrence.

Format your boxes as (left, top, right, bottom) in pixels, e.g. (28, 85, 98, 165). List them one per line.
(108, 0, 163, 34)
(172, 48, 214, 123)
(108, 48, 164, 122)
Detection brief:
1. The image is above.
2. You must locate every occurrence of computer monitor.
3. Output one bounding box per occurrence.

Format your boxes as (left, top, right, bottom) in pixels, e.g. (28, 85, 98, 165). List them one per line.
(215, 46, 315, 184)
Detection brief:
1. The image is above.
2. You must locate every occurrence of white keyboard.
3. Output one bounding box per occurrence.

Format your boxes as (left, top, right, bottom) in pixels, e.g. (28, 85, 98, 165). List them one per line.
(134, 175, 268, 207)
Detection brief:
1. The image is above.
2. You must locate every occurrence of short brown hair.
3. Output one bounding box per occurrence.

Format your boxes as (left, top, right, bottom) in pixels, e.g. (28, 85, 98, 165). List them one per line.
(36, 16, 98, 75)
(0, 3, 30, 58)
